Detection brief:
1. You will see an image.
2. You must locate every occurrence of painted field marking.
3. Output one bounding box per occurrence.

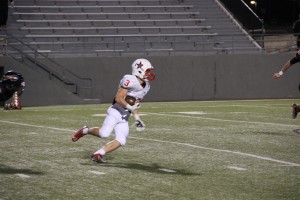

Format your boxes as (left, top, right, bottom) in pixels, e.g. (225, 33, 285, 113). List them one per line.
(0, 120, 299, 167)
(93, 113, 148, 117)
(178, 111, 207, 115)
(15, 173, 31, 178)
(146, 112, 299, 128)
(92, 114, 107, 117)
(227, 166, 247, 171)
(88, 170, 106, 175)
(130, 136, 300, 167)
(159, 168, 177, 173)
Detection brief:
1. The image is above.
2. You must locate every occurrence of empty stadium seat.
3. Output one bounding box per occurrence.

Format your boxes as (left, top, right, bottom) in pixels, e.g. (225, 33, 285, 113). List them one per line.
(6, 0, 261, 57)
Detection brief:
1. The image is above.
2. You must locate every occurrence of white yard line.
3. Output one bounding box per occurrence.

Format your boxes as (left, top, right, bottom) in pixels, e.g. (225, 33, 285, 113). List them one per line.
(130, 137, 300, 167)
(1, 119, 299, 167)
(146, 112, 299, 128)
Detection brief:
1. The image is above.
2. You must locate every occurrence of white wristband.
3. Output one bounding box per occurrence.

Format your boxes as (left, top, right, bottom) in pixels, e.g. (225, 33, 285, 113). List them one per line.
(278, 71, 283, 76)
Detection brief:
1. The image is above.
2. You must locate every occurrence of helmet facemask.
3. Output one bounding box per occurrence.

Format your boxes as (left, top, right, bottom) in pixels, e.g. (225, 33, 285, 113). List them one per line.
(144, 68, 156, 81)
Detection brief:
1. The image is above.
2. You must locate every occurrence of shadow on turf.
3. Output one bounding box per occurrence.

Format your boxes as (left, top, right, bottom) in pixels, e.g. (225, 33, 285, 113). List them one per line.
(0, 164, 44, 175)
(81, 152, 200, 175)
(83, 161, 200, 176)
(293, 129, 300, 135)
(253, 131, 292, 136)
(106, 163, 201, 176)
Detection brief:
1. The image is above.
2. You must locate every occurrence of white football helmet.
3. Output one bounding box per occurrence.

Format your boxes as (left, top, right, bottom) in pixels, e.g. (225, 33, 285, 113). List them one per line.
(131, 58, 156, 81)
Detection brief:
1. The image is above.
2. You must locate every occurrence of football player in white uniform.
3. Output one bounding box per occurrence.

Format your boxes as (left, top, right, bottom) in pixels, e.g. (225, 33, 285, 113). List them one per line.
(72, 58, 156, 163)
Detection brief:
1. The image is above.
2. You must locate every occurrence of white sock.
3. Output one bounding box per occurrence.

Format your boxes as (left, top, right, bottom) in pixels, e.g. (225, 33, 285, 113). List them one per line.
(95, 149, 106, 156)
(82, 127, 89, 134)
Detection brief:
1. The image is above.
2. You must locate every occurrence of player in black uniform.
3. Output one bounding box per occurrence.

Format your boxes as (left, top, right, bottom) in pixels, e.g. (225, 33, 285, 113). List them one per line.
(273, 50, 300, 119)
(0, 70, 25, 110)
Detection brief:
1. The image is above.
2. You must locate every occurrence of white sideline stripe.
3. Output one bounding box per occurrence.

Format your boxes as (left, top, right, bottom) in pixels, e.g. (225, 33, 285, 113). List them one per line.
(146, 112, 299, 128)
(0, 120, 299, 167)
(88, 170, 106, 175)
(228, 166, 247, 171)
(15, 173, 31, 178)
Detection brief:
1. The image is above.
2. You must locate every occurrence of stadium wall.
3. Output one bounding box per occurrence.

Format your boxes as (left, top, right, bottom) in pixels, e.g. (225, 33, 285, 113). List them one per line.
(0, 53, 299, 106)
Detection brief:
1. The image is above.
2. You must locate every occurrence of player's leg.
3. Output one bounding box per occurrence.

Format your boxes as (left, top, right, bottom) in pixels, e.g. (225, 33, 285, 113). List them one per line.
(72, 126, 89, 142)
(292, 103, 300, 119)
(72, 107, 117, 142)
(92, 115, 129, 163)
(3, 92, 21, 110)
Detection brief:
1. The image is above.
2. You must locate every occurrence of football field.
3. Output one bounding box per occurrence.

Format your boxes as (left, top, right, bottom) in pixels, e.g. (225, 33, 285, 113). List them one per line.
(0, 99, 299, 200)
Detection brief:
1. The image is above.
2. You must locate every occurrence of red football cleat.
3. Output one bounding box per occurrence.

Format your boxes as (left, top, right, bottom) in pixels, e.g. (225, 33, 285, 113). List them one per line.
(91, 153, 106, 163)
(72, 126, 88, 142)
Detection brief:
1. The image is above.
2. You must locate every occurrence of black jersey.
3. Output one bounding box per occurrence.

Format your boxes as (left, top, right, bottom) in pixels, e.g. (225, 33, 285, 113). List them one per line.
(0, 81, 15, 102)
(290, 51, 300, 65)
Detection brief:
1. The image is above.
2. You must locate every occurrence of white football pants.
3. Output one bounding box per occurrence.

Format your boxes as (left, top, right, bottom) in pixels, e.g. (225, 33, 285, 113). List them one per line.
(99, 106, 129, 146)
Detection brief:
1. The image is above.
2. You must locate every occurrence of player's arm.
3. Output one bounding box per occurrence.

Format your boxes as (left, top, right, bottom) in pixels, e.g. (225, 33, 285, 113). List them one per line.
(115, 87, 140, 111)
(132, 109, 145, 131)
(273, 57, 299, 79)
(115, 87, 129, 107)
(274, 51, 300, 79)
(273, 60, 293, 79)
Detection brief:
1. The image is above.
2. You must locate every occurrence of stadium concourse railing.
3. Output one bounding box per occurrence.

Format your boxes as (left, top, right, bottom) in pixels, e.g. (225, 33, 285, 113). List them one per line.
(1, 31, 93, 98)
(218, 0, 265, 48)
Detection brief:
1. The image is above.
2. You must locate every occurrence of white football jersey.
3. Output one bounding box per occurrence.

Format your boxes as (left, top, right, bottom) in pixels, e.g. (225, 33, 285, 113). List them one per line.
(119, 74, 150, 102)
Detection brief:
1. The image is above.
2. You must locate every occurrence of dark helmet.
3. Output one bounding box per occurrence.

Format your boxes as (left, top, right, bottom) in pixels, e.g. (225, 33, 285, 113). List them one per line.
(2, 70, 25, 93)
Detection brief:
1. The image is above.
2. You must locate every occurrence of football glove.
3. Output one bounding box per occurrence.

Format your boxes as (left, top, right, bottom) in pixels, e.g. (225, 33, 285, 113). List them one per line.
(135, 119, 145, 131)
(126, 102, 140, 111)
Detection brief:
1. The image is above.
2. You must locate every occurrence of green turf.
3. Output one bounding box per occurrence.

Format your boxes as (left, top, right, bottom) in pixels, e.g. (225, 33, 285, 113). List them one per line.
(0, 99, 299, 200)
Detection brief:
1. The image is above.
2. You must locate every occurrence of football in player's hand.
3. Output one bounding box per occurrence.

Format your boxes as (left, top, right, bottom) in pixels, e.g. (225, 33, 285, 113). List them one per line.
(125, 95, 136, 106)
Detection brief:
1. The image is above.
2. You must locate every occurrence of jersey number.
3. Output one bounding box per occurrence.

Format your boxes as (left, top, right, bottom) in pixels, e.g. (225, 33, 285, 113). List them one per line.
(124, 79, 130, 87)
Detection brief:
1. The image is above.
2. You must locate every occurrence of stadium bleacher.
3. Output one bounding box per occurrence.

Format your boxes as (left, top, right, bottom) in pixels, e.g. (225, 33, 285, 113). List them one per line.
(5, 0, 262, 57)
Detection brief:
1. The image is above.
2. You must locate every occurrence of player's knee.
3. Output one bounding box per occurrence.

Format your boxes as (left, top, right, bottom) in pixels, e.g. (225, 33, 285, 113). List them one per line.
(98, 128, 110, 138)
(116, 138, 126, 146)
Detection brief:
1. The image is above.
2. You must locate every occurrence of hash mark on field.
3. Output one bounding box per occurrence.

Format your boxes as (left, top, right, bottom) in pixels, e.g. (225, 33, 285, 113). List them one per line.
(92, 114, 107, 117)
(159, 168, 176, 173)
(88, 170, 106, 175)
(228, 166, 247, 171)
(93, 113, 148, 117)
(15, 173, 31, 178)
(177, 111, 206, 115)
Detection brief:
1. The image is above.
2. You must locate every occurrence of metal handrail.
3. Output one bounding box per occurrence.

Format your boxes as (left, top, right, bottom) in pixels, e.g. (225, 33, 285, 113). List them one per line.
(2, 31, 92, 96)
